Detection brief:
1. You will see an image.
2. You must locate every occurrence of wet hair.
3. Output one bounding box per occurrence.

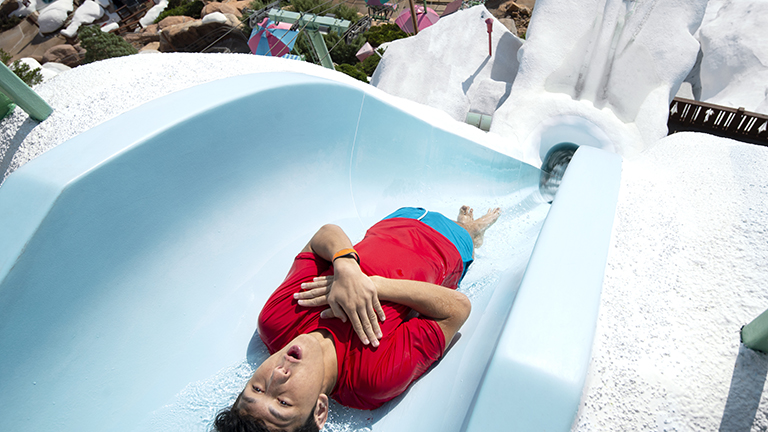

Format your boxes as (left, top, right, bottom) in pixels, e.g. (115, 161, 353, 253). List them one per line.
(211, 393, 320, 432)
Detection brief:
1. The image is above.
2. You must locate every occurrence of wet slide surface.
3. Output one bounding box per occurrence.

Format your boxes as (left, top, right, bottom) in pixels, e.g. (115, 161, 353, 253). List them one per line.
(0, 73, 619, 431)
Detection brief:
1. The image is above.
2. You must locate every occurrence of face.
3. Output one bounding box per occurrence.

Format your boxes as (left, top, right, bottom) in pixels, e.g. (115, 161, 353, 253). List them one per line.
(236, 334, 328, 431)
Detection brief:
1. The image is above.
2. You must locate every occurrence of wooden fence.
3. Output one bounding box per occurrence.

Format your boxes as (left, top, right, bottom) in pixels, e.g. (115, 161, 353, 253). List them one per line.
(668, 97, 768, 147)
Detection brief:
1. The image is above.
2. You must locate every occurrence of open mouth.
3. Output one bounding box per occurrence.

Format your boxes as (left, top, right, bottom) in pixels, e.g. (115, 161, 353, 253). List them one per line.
(287, 345, 302, 361)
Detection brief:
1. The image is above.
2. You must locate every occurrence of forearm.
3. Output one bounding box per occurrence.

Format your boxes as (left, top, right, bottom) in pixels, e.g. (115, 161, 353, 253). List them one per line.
(306, 224, 355, 262)
(305, 224, 364, 280)
(373, 276, 471, 322)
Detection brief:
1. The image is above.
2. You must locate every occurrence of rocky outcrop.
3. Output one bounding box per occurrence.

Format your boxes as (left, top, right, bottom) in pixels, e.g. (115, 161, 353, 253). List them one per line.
(41, 44, 84, 67)
(222, 0, 250, 14)
(158, 14, 247, 53)
(123, 29, 161, 50)
(201, 2, 240, 18)
(485, 0, 530, 37)
(0, 0, 19, 18)
(157, 15, 196, 31)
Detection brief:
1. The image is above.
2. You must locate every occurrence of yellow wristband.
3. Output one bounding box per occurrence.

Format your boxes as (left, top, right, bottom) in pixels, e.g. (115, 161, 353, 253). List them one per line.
(332, 248, 360, 264)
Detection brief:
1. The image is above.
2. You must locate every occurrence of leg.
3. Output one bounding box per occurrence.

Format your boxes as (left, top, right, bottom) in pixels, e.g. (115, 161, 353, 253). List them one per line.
(456, 206, 500, 249)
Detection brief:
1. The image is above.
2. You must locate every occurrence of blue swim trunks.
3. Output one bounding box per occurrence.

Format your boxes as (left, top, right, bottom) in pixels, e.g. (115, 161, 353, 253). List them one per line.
(383, 207, 474, 282)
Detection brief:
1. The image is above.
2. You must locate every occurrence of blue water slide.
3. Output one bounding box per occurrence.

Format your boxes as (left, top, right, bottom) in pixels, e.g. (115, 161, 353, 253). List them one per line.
(0, 72, 620, 431)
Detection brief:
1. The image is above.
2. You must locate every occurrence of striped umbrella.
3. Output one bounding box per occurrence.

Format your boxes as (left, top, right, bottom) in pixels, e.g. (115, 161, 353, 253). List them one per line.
(248, 18, 299, 57)
(395, 4, 439, 34)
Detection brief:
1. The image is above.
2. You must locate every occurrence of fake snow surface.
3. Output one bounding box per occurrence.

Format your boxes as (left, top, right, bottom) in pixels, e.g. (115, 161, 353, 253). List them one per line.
(697, 0, 768, 114)
(576, 133, 768, 431)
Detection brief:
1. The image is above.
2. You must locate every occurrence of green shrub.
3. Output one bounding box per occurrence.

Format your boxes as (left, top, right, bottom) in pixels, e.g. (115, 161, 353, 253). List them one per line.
(360, 52, 380, 76)
(364, 23, 407, 46)
(0, 15, 21, 32)
(291, 0, 359, 22)
(335, 63, 367, 83)
(324, 32, 365, 66)
(0, 49, 43, 86)
(154, 0, 204, 23)
(9, 60, 43, 86)
(78, 26, 138, 64)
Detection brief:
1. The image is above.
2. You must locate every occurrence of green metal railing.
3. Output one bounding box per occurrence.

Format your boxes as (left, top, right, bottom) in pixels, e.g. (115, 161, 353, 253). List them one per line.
(0, 62, 52, 122)
(742, 308, 768, 353)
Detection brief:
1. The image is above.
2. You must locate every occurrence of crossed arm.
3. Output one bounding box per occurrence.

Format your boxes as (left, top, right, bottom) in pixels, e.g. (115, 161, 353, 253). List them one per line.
(297, 224, 471, 350)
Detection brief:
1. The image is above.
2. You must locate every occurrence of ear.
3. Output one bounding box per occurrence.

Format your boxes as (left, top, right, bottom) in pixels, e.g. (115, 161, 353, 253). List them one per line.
(314, 394, 329, 429)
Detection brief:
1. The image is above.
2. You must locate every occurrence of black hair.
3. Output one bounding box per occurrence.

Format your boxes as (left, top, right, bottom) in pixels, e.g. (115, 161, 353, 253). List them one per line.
(211, 393, 320, 432)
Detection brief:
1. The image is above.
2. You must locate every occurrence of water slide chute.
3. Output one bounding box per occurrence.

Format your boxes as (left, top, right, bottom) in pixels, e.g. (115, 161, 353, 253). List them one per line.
(0, 72, 620, 431)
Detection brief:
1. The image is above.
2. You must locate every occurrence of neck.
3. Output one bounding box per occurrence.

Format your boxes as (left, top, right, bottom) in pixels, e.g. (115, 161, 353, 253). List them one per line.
(309, 329, 338, 395)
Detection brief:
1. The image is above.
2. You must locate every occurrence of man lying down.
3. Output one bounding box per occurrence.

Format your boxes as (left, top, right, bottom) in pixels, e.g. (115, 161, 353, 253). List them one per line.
(213, 206, 501, 432)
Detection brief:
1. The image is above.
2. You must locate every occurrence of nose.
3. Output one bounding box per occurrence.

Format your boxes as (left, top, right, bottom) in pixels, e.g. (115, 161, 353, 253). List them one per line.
(271, 365, 290, 384)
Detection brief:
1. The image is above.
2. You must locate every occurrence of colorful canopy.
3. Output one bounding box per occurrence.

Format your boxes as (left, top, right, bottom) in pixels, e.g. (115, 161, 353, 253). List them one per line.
(395, 4, 439, 34)
(248, 18, 299, 57)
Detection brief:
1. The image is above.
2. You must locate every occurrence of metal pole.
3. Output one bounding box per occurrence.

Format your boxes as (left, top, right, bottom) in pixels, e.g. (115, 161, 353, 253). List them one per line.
(0, 62, 52, 122)
(306, 29, 334, 69)
(742, 308, 768, 353)
(407, 0, 419, 34)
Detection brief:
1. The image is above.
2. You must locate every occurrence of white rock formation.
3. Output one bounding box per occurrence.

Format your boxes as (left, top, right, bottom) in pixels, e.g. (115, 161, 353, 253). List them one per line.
(101, 22, 119, 32)
(140, 0, 168, 28)
(37, 0, 74, 34)
(371, 6, 522, 123)
(202, 11, 227, 25)
(17, 58, 70, 82)
(492, 0, 709, 165)
(697, 0, 768, 114)
(60, 1, 104, 38)
(11, 0, 39, 17)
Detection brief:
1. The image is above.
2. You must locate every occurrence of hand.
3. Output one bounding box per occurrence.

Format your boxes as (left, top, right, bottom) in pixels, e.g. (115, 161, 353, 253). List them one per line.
(294, 263, 386, 347)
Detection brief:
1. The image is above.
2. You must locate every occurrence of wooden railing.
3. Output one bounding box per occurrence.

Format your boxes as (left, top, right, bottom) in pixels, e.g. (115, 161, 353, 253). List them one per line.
(668, 97, 768, 147)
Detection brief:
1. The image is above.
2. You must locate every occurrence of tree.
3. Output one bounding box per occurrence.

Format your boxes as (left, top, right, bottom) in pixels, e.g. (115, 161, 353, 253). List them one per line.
(78, 26, 138, 64)
(0, 49, 43, 86)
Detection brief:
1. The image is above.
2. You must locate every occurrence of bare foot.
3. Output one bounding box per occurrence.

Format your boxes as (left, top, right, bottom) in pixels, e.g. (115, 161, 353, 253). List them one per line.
(456, 206, 501, 249)
(457, 205, 473, 225)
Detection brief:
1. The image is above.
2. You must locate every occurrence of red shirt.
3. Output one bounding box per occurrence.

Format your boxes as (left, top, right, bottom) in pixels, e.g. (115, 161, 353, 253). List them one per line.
(258, 218, 464, 409)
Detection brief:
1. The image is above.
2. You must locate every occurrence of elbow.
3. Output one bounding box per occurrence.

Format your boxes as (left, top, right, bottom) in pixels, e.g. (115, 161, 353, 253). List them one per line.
(319, 223, 342, 233)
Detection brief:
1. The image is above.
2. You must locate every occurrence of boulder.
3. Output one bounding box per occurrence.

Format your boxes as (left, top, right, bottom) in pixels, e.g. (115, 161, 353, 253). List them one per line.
(123, 31, 161, 50)
(202, 11, 227, 24)
(159, 18, 246, 52)
(222, 0, 250, 14)
(157, 15, 195, 30)
(60, 0, 105, 38)
(201, 2, 240, 18)
(0, 0, 19, 18)
(42, 44, 82, 67)
(485, 0, 529, 37)
(37, 0, 74, 34)
(142, 23, 159, 35)
(139, 41, 161, 52)
(498, 17, 516, 34)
